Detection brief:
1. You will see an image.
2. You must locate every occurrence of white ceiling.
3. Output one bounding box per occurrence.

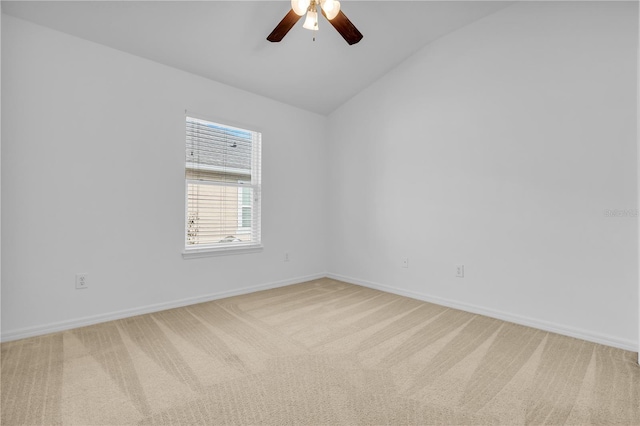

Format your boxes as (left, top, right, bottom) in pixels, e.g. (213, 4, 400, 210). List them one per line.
(2, 1, 513, 115)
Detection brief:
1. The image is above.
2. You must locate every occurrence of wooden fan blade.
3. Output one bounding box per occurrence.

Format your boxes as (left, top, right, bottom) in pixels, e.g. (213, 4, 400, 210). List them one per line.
(267, 9, 302, 42)
(322, 9, 363, 45)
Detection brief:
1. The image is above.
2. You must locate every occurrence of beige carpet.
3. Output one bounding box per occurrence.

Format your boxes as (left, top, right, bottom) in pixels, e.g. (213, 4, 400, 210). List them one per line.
(2, 278, 639, 425)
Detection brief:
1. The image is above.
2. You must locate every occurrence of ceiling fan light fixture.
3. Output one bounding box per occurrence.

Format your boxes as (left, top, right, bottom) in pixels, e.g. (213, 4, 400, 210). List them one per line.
(291, 0, 311, 16)
(267, 0, 362, 45)
(302, 10, 319, 31)
(321, 0, 341, 20)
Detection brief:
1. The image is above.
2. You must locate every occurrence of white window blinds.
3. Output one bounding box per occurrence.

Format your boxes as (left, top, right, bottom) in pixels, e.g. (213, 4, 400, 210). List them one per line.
(185, 116, 262, 252)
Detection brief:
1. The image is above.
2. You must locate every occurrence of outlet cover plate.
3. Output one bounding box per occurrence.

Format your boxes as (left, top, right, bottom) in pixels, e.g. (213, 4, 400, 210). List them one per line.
(76, 273, 88, 289)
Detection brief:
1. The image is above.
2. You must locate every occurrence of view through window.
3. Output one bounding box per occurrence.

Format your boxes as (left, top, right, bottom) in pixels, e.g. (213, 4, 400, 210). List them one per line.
(185, 116, 262, 252)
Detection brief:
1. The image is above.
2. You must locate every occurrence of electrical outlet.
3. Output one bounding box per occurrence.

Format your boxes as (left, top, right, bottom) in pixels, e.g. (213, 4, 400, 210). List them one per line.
(455, 265, 464, 278)
(284, 252, 290, 262)
(76, 273, 88, 289)
(401, 258, 409, 268)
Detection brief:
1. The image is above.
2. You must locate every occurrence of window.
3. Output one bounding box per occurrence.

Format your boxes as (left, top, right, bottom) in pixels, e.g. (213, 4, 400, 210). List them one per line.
(184, 116, 262, 256)
(237, 182, 252, 233)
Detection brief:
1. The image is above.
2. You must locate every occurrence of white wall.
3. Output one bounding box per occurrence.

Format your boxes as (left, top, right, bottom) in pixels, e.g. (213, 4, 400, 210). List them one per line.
(0, 8, 3, 340)
(636, 0, 640, 363)
(327, 1, 639, 350)
(1, 15, 327, 339)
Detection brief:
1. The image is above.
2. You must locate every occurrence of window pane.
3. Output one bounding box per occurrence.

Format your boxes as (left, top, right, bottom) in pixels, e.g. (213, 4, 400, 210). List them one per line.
(185, 116, 261, 251)
(241, 188, 252, 205)
(187, 183, 251, 245)
(242, 206, 251, 228)
(186, 117, 253, 181)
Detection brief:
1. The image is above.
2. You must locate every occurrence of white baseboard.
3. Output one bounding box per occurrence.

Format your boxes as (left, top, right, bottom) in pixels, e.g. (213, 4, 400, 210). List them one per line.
(326, 272, 638, 353)
(0, 272, 326, 343)
(4, 271, 636, 353)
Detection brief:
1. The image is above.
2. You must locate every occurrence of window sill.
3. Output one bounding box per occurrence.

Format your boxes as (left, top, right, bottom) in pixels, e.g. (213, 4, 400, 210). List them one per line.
(182, 244, 263, 259)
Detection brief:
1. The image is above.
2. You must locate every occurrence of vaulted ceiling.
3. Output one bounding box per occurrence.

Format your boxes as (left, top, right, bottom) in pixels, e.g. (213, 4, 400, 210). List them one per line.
(2, 1, 513, 115)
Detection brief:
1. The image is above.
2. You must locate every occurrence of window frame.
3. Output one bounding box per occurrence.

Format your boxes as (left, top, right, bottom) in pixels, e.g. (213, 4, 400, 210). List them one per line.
(182, 113, 263, 259)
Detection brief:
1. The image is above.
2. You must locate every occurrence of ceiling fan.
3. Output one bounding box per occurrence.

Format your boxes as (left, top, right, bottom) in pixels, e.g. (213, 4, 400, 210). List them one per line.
(267, 0, 363, 45)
